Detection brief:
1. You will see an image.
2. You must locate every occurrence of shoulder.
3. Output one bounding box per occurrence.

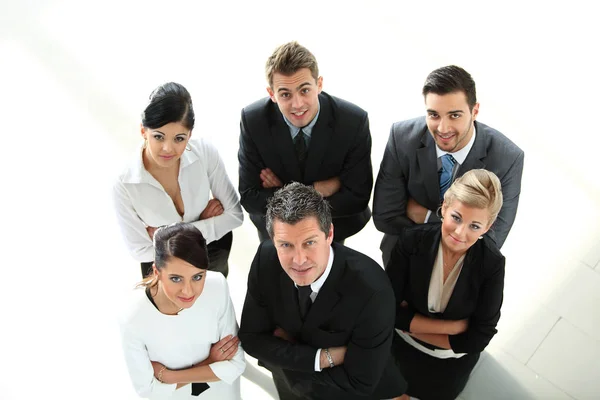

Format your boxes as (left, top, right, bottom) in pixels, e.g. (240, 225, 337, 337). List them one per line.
(334, 244, 392, 296)
(475, 121, 524, 158)
(119, 287, 153, 329)
(397, 223, 440, 255)
(322, 92, 367, 118)
(113, 146, 145, 187)
(242, 96, 273, 119)
(198, 271, 231, 304)
(390, 117, 428, 142)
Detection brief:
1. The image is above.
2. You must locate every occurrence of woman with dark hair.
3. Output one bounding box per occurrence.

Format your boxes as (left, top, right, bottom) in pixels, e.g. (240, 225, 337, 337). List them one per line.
(119, 222, 245, 399)
(113, 82, 243, 277)
(387, 169, 506, 400)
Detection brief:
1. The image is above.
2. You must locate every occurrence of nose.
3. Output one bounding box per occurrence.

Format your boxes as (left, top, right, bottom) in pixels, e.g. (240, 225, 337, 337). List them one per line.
(291, 95, 303, 110)
(437, 117, 449, 133)
(454, 222, 466, 237)
(162, 141, 173, 153)
(181, 280, 193, 297)
(292, 247, 307, 266)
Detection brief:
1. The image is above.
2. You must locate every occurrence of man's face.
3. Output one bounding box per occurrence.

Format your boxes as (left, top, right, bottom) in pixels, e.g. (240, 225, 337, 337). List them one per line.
(272, 216, 333, 286)
(267, 68, 323, 128)
(425, 91, 479, 153)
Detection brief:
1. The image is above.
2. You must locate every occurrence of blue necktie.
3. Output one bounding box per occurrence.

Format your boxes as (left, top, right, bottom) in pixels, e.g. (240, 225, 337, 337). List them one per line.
(439, 154, 456, 200)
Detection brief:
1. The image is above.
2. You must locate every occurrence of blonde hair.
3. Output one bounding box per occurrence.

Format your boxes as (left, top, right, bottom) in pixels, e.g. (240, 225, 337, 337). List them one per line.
(443, 169, 503, 227)
(265, 41, 319, 87)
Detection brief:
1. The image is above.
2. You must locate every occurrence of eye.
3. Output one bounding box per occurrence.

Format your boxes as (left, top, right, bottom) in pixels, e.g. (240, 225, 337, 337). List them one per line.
(193, 274, 204, 281)
(427, 113, 439, 119)
(175, 136, 186, 143)
(170, 276, 182, 283)
(451, 214, 461, 222)
(305, 240, 315, 246)
(301, 88, 310, 94)
(281, 93, 290, 99)
(279, 243, 291, 249)
(470, 224, 481, 231)
(451, 113, 461, 119)
(153, 134, 164, 141)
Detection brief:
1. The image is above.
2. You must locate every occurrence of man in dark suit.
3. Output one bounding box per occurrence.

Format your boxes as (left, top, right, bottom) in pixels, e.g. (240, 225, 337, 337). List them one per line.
(238, 41, 373, 243)
(373, 65, 524, 265)
(238, 183, 406, 400)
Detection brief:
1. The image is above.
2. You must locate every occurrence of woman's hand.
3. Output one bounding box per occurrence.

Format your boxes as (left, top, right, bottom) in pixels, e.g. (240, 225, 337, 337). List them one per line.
(199, 199, 224, 220)
(207, 335, 239, 363)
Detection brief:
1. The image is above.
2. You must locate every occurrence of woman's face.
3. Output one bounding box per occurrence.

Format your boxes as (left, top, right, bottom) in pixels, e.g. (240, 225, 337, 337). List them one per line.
(142, 122, 191, 168)
(441, 200, 492, 254)
(155, 257, 207, 310)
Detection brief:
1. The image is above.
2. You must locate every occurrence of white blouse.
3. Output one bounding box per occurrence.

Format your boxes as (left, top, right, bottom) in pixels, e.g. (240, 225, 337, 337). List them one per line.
(119, 271, 245, 399)
(113, 138, 244, 262)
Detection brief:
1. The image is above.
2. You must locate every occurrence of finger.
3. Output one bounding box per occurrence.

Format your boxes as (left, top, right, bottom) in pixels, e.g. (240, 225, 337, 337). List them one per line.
(217, 335, 235, 346)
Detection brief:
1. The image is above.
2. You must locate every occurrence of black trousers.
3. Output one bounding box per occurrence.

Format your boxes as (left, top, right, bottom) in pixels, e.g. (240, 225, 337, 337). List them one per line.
(140, 231, 233, 278)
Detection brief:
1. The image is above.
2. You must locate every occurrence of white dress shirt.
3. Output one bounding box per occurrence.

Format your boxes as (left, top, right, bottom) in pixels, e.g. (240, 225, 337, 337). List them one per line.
(113, 138, 243, 262)
(119, 271, 245, 399)
(293, 247, 334, 371)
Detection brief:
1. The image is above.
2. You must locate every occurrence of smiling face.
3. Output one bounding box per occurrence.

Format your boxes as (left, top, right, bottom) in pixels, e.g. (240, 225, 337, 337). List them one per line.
(272, 216, 333, 286)
(267, 68, 323, 128)
(441, 200, 492, 254)
(154, 256, 207, 312)
(425, 91, 479, 153)
(142, 121, 191, 169)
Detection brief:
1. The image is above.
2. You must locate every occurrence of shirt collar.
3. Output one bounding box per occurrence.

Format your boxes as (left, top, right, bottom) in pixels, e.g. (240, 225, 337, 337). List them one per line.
(294, 245, 334, 295)
(121, 141, 199, 184)
(283, 100, 321, 140)
(435, 127, 476, 164)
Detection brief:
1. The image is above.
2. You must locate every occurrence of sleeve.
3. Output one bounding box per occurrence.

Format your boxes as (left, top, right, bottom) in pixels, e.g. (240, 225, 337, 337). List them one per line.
(373, 124, 416, 234)
(238, 244, 318, 372)
(119, 321, 177, 399)
(237, 108, 277, 215)
(386, 233, 417, 331)
(112, 180, 154, 262)
(290, 288, 397, 396)
(489, 151, 524, 248)
(208, 275, 246, 385)
(190, 141, 244, 243)
(325, 113, 374, 217)
(449, 254, 506, 353)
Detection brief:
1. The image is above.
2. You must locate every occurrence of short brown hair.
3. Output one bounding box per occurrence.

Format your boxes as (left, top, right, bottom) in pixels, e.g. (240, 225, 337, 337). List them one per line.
(265, 41, 319, 87)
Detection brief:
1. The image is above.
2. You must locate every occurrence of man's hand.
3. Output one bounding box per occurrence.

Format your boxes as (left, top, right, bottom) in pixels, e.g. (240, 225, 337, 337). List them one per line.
(146, 226, 158, 240)
(319, 346, 347, 369)
(199, 198, 224, 220)
(260, 168, 283, 189)
(406, 197, 429, 224)
(273, 327, 296, 343)
(207, 335, 240, 363)
(313, 177, 341, 198)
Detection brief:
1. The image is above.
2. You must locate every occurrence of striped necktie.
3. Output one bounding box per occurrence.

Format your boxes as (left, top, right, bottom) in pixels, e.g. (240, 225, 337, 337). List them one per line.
(294, 129, 307, 173)
(439, 154, 456, 201)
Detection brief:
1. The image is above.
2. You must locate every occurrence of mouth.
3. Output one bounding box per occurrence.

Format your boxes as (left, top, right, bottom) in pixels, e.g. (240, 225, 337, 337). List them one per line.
(436, 133, 455, 142)
(291, 266, 312, 275)
(449, 234, 465, 244)
(291, 110, 308, 118)
(178, 296, 195, 303)
(160, 155, 175, 160)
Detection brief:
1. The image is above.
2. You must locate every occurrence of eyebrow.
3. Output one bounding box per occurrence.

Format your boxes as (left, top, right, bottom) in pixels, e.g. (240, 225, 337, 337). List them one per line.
(277, 82, 312, 93)
(168, 272, 204, 278)
(452, 210, 483, 225)
(426, 109, 464, 114)
(153, 130, 189, 136)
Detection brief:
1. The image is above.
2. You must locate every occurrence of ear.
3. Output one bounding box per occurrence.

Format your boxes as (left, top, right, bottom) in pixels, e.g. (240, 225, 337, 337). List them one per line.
(326, 223, 334, 245)
(317, 76, 323, 93)
(267, 86, 276, 103)
(140, 124, 146, 139)
(471, 102, 480, 121)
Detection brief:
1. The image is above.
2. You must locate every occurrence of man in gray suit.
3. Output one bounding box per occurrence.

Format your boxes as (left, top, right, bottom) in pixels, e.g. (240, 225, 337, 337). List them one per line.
(373, 65, 524, 265)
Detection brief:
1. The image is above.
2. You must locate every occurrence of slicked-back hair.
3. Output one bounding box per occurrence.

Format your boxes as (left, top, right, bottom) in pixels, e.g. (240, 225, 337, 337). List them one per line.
(136, 222, 210, 287)
(265, 41, 319, 88)
(422, 65, 477, 110)
(266, 182, 332, 239)
(141, 82, 195, 130)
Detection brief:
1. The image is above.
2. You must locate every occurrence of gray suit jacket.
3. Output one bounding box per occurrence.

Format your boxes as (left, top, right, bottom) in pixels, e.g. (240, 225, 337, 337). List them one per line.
(373, 117, 524, 262)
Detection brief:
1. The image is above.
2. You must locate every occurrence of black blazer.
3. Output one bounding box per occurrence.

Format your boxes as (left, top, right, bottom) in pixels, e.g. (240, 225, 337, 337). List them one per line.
(386, 224, 505, 354)
(373, 117, 524, 249)
(238, 242, 406, 399)
(238, 92, 373, 241)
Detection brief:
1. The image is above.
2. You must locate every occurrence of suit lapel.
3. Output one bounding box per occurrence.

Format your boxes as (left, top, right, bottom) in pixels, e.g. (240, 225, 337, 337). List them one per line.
(270, 109, 303, 182)
(304, 94, 333, 182)
(413, 228, 440, 313)
(457, 122, 486, 176)
(416, 132, 441, 208)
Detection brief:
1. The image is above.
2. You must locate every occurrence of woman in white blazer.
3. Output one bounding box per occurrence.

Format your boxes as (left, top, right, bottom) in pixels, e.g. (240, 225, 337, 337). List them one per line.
(113, 82, 243, 277)
(119, 223, 245, 399)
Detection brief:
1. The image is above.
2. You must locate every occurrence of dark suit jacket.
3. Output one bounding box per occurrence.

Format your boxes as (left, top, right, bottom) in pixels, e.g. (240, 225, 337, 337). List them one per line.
(238, 241, 406, 399)
(238, 92, 373, 241)
(373, 117, 524, 259)
(387, 224, 505, 354)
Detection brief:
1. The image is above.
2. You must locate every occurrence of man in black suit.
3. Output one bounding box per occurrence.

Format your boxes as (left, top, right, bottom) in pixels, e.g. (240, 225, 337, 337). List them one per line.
(238, 41, 373, 243)
(238, 183, 406, 400)
(373, 65, 524, 266)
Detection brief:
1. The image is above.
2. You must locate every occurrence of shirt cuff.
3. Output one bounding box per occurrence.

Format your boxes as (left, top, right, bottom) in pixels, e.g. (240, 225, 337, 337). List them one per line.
(314, 349, 322, 372)
(424, 209, 432, 223)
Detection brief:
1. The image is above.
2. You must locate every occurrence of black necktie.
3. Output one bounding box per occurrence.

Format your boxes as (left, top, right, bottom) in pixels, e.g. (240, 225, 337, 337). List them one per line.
(297, 285, 312, 320)
(294, 129, 307, 173)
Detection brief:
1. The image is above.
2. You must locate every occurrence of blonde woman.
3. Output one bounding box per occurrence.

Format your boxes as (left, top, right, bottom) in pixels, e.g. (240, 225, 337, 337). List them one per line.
(387, 169, 505, 400)
(119, 223, 245, 399)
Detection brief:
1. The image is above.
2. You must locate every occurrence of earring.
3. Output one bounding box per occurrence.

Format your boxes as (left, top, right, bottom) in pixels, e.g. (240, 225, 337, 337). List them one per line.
(142, 139, 148, 149)
(478, 236, 483, 240)
(440, 217, 444, 221)
(185, 143, 191, 151)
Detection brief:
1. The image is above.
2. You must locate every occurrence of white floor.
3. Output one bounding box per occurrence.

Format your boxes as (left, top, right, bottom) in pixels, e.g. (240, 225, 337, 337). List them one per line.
(1, 1, 599, 399)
